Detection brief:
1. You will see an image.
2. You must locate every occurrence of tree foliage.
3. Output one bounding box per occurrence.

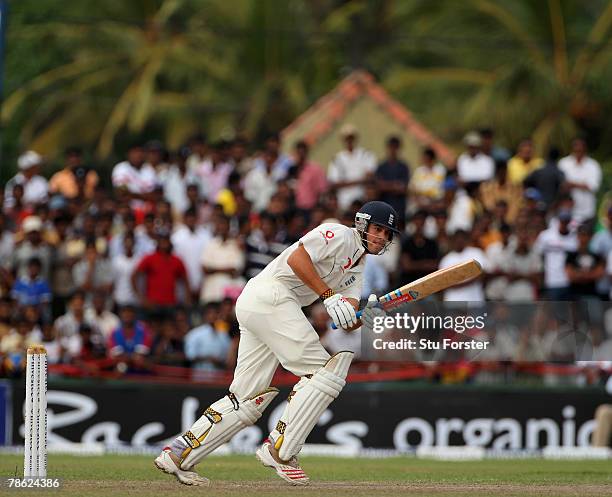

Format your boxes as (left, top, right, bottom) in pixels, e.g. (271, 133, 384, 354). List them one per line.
(3, 0, 612, 169)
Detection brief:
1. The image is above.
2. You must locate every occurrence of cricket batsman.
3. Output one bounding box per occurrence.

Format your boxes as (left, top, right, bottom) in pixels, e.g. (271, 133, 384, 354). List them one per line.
(155, 201, 399, 486)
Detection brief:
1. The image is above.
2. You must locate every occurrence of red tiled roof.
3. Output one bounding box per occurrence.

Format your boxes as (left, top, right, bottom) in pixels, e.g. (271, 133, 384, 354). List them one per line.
(282, 70, 455, 165)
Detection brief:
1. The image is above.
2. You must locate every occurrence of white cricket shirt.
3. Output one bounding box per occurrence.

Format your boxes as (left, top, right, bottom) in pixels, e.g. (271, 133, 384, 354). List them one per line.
(256, 223, 366, 306)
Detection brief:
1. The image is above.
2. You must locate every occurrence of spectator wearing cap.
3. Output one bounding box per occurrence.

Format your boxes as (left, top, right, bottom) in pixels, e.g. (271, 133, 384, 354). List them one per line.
(171, 208, 212, 302)
(288, 140, 328, 212)
(523, 187, 545, 213)
(375, 136, 410, 226)
(11, 216, 53, 282)
(534, 209, 578, 300)
(131, 228, 191, 309)
(195, 141, 234, 203)
(328, 124, 377, 210)
(4, 151, 49, 210)
(11, 257, 52, 314)
(507, 139, 544, 185)
(565, 224, 605, 300)
(111, 144, 157, 207)
(523, 148, 565, 209)
(410, 147, 447, 208)
(456, 132, 495, 184)
(161, 146, 200, 217)
(199, 215, 245, 303)
(49, 147, 99, 200)
(558, 138, 602, 222)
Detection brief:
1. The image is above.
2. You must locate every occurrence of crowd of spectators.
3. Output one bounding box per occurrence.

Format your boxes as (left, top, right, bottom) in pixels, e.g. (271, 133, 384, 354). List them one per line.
(0, 125, 610, 377)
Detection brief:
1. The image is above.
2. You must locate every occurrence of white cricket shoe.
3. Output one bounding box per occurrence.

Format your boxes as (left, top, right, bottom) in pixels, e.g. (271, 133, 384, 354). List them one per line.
(255, 440, 310, 486)
(154, 446, 210, 486)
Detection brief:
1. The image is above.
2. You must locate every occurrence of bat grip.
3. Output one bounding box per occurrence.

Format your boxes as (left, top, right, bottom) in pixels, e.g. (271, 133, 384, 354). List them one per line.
(331, 310, 363, 330)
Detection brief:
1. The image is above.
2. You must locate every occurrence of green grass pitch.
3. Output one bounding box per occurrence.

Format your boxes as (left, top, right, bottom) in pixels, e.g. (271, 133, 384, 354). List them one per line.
(1, 454, 611, 496)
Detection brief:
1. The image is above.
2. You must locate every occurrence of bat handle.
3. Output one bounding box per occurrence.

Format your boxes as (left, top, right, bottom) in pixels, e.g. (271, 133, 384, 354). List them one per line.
(331, 310, 363, 330)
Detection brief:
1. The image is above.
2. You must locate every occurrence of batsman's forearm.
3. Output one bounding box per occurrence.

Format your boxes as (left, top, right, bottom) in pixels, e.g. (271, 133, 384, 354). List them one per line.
(287, 244, 329, 296)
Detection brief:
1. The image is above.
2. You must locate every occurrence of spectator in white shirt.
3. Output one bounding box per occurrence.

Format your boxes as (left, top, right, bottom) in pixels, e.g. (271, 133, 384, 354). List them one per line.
(260, 133, 293, 181)
(199, 216, 245, 303)
(85, 290, 120, 341)
(438, 230, 489, 301)
(111, 232, 140, 307)
(534, 209, 578, 300)
(243, 149, 278, 212)
(328, 124, 377, 210)
(161, 146, 200, 216)
(172, 208, 212, 302)
(111, 144, 157, 205)
(4, 151, 49, 209)
(196, 141, 234, 203)
(186, 134, 208, 174)
(444, 177, 475, 234)
(558, 138, 602, 222)
(144, 140, 169, 176)
(456, 131, 495, 184)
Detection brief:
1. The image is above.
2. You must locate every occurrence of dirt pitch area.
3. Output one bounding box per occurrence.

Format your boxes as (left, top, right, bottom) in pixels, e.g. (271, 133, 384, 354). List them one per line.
(1, 454, 611, 497)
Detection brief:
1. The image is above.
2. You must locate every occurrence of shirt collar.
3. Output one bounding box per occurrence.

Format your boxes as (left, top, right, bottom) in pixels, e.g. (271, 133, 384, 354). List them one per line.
(350, 228, 366, 260)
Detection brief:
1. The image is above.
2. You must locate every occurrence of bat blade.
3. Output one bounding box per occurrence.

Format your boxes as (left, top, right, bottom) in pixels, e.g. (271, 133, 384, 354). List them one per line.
(331, 259, 483, 329)
(379, 259, 482, 310)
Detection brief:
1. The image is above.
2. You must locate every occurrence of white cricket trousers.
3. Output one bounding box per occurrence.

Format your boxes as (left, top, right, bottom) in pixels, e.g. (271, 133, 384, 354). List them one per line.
(230, 277, 330, 399)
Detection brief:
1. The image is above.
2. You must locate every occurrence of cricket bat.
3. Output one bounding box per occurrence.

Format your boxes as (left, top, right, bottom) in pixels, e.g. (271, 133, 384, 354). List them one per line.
(331, 259, 482, 329)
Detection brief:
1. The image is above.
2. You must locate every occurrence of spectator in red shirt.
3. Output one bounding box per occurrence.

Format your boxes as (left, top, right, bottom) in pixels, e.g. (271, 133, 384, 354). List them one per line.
(288, 140, 328, 212)
(131, 229, 191, 312)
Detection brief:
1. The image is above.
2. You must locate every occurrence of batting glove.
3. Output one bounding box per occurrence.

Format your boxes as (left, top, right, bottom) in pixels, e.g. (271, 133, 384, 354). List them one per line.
(324, 294, 357, 330)
(360, 294, 386, 331)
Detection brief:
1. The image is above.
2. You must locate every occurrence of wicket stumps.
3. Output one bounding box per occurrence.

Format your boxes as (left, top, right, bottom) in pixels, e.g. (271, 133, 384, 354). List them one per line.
(24, 346, 47, 478)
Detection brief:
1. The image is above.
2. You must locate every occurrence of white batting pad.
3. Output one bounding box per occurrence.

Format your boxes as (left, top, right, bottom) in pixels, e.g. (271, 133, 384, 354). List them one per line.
(271, 351, 353, 461)
(180, 388, 278, 469)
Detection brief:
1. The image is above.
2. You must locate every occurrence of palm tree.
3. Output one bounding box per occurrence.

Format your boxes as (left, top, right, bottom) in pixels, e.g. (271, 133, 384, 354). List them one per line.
(2, 0, 241, 158)
(382, 0, 612, 153)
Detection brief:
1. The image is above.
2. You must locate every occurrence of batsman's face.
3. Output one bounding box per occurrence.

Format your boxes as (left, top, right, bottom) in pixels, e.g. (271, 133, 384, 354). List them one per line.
(366, 224, 392, 254)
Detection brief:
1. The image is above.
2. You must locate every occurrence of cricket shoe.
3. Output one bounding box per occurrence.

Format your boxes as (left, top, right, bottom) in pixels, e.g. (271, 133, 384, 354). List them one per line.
(255, 440, 310, 486)
(154, 446, 210, 486)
